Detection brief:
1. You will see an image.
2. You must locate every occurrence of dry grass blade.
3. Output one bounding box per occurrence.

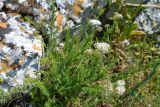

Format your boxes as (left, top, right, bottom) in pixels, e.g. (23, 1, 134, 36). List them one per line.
(125, 3, 160, 9)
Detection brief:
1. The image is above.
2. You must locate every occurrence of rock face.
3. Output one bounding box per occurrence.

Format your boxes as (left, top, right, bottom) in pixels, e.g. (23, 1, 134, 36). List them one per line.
(134, 0, 160, 34)
(0, 0, 50, 21)
(0, 0, 49, 91)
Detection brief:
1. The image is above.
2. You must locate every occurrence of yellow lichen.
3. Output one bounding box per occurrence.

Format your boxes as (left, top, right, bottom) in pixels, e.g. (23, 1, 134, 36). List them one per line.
(32, 44, 42, 51)
(73, 3, 83, 16)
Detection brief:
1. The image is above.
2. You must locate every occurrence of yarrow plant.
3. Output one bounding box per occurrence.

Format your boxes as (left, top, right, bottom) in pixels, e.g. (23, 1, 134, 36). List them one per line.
(94, 42, 110, 54)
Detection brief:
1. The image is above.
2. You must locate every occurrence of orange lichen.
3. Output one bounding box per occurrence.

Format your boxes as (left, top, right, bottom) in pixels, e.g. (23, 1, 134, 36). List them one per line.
(0, 22, 8, 29)
(56, 12, 63, 31)
(73, 3, 82, 16)
(0, 61, 18, 73)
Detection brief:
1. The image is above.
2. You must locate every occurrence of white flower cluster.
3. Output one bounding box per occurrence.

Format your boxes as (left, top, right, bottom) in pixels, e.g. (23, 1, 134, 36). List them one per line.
(89, 19, 102, 26)
(116, 80, 126, 95)
(94, 42, 110, 53)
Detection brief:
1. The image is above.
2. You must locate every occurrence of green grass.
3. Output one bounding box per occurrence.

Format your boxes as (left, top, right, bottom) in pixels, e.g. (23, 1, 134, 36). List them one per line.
(29, 27, 160, 107)
(27, 1, 160, 106)
(27, 29, 114, 106)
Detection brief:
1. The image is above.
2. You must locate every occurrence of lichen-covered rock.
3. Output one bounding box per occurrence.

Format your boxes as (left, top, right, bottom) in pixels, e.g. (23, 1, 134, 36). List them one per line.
(54, 0, 108, 33)
(134, 0, 160, 34)
(0, 12, 43, 91)
(0, 0, 50, 21)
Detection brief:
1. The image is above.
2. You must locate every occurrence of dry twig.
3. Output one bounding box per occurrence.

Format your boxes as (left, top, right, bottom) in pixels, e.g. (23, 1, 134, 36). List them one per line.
(125, 3, 160, 9)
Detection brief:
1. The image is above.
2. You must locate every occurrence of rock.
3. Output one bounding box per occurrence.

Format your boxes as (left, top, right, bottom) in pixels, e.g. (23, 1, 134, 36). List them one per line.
(134, 0, 160, 34)
(0, 0, 4, 10)
(0, 0, 50, 21)
(0, 12, 43, 91)
(54, 0, 108, 33)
